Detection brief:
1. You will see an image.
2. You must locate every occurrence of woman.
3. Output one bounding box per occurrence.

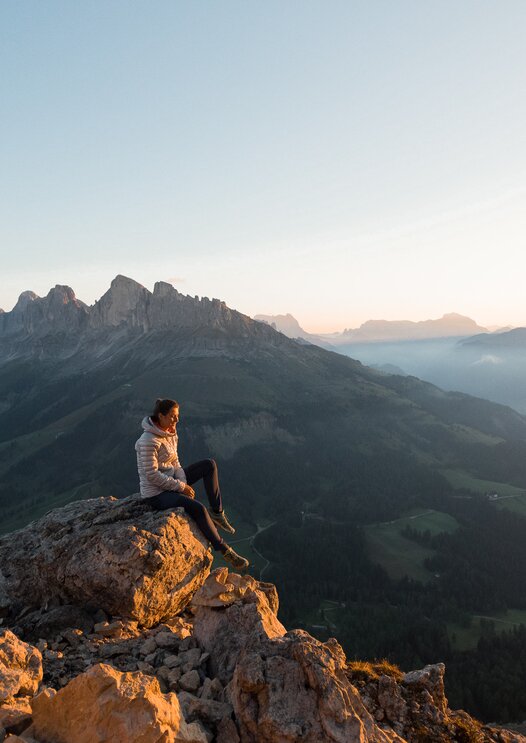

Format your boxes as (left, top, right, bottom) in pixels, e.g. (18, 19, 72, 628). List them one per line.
(135, 398, 249, 570)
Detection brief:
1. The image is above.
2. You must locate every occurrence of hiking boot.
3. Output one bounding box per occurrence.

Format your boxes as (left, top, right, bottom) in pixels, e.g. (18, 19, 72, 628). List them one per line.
(222, 546, 249, 571)
(209, 509, 236, 534)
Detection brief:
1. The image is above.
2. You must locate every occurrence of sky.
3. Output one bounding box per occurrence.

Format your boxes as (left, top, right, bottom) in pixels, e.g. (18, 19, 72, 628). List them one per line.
(1, 1, 526, 332)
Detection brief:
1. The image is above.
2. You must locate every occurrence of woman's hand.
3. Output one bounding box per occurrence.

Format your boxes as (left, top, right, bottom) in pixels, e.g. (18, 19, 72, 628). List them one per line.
(181, 483, 196, 498)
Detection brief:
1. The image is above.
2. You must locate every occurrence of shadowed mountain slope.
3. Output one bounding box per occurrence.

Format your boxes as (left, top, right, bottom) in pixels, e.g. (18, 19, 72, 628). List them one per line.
(1, 275, 526, 528)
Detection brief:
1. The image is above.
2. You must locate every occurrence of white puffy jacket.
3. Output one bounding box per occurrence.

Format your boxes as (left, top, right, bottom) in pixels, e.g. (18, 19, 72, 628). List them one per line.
(135, 417, 187, 498)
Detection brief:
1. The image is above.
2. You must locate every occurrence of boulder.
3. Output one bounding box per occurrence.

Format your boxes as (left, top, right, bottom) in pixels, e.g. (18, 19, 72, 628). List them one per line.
(192, 569, 285, 683)
(0, 632, 42, 701)
(31, 663, 208, 743)
(231, 630, 401, 743)
(0, 496, 213, 628)
(178, 691, 233, 726)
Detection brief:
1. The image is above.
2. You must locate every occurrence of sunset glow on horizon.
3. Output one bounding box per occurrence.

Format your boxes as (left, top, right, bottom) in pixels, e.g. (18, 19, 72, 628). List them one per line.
(2, 1, 526, 332)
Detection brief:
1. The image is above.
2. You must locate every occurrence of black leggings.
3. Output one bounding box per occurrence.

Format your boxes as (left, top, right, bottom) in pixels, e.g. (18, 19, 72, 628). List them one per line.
(148, 459, 226, 551)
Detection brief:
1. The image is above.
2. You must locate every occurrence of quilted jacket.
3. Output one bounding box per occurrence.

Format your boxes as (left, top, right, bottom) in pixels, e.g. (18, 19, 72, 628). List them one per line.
(135, 416, 187, 498)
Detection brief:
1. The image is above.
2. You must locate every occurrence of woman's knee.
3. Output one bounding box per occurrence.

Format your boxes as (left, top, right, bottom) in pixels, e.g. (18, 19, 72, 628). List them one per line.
(207, 458, 217, 473)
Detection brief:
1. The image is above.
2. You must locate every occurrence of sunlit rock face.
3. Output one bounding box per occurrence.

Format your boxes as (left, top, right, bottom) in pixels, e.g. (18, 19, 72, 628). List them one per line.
(0, 630, 42, 701)
(31, 663, 207, 743)
(0, 495, 212, 628)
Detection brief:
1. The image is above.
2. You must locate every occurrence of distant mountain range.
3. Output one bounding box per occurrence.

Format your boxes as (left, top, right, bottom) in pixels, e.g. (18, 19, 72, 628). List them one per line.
(337, 313, 490, 343)
(459, 327, 526, 350)
(255, 311, 492, 344)
(253, 313, 334, 349)
(3, 276, 526, 721)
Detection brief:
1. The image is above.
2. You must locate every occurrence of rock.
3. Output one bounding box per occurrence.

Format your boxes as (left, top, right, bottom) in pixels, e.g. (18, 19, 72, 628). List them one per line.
(92, 609, 109, 624)
(0, 697, 32, 736)
(136, 661, 155, 674)
(0, 632, 42, 701)
(62, 628, 83, 648)
(164, 654, 181, 669)
(0, 496, 213, 628)
(93, 619, 139, 639)
(190, 568, 240, 608)
(179, 670, 201, 693)
(179, 637, 199, 652)
(216, 717, 240, 743)
(31, 663, 208, 743)
(198, 677, 214, 700)
(191, 568, 279, 611)
(192, 571, 286, 684)
(168, 668, 182, 689)
(140, 637, 157, 656)
(403, 663, 447, 717)
(210, 678, 223, 699)
(155, 631, 182, 649)
(178, 691, 233, 725)
(18, 605, 94, 639)
(163, 617, 193, 639)
(189, 720, 213, 743)
(178, 649, 202, 669)
(377, 675, 407, 724)
(231, 630, 400, 743)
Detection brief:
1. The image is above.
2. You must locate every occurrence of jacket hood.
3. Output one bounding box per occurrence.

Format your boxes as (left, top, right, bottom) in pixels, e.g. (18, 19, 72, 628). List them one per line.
(141, 416, 176, 438)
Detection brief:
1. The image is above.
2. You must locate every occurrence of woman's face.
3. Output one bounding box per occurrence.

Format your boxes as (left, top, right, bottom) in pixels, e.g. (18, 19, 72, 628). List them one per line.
(158, 405, 179, 430)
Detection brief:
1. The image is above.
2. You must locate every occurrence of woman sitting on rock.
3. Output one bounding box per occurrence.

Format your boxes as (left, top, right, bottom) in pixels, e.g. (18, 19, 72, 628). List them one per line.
(135, 398, 249, 570)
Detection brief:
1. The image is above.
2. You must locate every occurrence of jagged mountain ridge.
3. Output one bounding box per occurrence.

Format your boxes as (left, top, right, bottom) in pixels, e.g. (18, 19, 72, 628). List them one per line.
(0, 275, 272, 346)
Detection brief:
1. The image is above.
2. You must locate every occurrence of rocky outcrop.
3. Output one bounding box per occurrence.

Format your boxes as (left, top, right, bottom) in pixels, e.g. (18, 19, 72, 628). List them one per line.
(0, 632, 42, 701)
(31, 663, 208, 743)
(232, 630, 400, 743)
(346, 660, 526, 743)
(0, 508, 523, 743)
(192, 568, 286, 684)
(0, 496, 212, 628)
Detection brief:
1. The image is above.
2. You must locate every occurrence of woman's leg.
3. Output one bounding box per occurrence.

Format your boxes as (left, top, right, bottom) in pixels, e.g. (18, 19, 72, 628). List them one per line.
(148, 491, 225, 552)
(183, 459, 223, 513)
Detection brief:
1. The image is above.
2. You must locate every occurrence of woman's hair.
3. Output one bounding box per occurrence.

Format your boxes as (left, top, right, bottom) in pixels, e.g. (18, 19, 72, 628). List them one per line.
(151, 398, 179, 422)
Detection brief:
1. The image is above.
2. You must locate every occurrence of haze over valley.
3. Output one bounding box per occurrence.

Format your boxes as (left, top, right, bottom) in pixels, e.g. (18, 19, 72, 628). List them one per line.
(258, 312, 526, 414)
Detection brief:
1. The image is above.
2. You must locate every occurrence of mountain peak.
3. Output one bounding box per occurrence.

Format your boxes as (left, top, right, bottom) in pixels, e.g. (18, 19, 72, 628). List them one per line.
(13, 290, 39, 312)
(153, 280, 181, 298)
(110, 274, 146, 291)
(46, 285, 80, 306)
(89, 275, 151, 329)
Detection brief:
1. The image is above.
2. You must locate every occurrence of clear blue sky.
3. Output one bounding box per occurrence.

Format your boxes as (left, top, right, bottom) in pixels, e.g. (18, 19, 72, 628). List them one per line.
(2, 1, 525, 331)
